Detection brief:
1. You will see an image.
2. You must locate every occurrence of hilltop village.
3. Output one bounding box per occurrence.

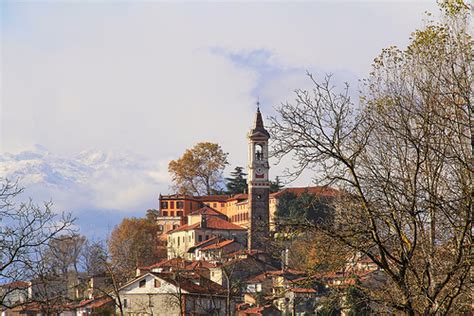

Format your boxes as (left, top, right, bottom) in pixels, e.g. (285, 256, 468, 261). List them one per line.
(1, 108, 382, 316)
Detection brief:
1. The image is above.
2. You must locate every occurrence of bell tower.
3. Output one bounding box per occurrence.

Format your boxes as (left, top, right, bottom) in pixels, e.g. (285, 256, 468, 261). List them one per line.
(247, 104, 270, 250)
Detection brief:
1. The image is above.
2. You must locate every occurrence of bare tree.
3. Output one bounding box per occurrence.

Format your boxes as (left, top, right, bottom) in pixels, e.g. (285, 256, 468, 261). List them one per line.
(0, 179, 74, 308)
(269, 2, 472, 315)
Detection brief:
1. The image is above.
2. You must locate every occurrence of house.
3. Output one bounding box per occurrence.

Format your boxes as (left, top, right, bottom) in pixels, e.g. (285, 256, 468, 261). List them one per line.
(166, 215, 247, 259)
(84, 274, 113, 300)
(237, 304, 281, 316)
(0, 281, 31, 308)
(117, 272, 231, 316)
(156, 195, 230, 233)
(196, 239, 244, 262)
(75, 296, 115, 316)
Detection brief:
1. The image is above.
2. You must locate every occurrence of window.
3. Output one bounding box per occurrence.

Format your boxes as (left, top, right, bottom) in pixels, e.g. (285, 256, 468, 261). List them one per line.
(173, 224, 179, 229)
(177, 237, 180, 246)
(198, 235, 202, 242)
(255, 144, 263, 160)
(139, 280, 146, 288)
(177, 211, 183, 217)
(161, 201, 168, 209)
(190, 202, 193, 210)
(157, 225, 163, 231)
(162, 211, 168, 216)
(123, 299, 128, 308)
(213, 203, 217, 208)
(221, 203, 225, 207)
(154, 279, 161, 288)
(170, 201, 175, 209)
(177, 201, 184, 209)
(205, 235, 209, 240)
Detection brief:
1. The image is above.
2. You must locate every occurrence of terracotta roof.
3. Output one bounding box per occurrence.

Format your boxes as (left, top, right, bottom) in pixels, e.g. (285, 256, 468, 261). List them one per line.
(267, 269, 306, 276)
(189, 206, 226, 217)
(0, 281, 29, 289)
(290, 287, 317, 293)
(141, 258, 191, 270)
(187, 236, 220, 252)
(225, 249, 266, 257)
(195, 195, 230, 202)
(77, 297, 113, 308)
(246, 273, 269, 283)
(168, 222, 200, 233)
(240, 305, 264, 314)
(270, 186, 342, 198)
(239, 304, 276, 315)
(200, 239, 235, 251)
(205, 216, 246, 230)
(151, 273, 226, 295)
(227, 194, 248, 201)
(160, 194, 230, 202)
(186, 260, 217, 270)
(169, 216, 246, 233)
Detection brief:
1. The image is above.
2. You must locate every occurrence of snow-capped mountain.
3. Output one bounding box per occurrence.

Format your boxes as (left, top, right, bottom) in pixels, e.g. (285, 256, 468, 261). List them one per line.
(0, 145, 170, 213)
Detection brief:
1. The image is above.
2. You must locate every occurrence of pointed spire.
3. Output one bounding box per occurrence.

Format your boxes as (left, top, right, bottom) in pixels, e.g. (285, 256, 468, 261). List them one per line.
(249, 101, 270, 139)
(254, 105, 264, 130)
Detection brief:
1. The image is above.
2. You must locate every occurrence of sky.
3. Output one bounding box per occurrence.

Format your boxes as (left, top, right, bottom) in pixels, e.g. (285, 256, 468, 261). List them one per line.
(1, 0, 440, 238)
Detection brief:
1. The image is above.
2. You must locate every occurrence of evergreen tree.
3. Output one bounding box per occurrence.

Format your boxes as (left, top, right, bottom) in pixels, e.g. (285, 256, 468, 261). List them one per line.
(225, 166, 247, 195)
(275, 190, 332, 228)
(269, 176, 284, 193)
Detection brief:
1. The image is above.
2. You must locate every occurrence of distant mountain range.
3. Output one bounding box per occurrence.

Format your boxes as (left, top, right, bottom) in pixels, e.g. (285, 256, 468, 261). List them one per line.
(0, 145, 169, 238)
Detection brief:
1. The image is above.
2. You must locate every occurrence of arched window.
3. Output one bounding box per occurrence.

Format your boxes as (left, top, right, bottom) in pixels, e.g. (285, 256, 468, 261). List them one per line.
(255, 144, 263, 160)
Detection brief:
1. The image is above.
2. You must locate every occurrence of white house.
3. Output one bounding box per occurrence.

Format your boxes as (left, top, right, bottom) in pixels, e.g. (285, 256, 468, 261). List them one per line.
(117, 272, 231, 316)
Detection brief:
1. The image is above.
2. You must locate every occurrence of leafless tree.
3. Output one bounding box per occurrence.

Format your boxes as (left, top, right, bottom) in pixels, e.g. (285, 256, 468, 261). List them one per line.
(269, 2, 472, 315)
(0, 179, 74, 308)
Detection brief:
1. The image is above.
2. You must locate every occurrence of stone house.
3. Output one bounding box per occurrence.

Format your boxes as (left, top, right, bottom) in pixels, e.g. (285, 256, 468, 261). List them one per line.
(117, 272, 231, 316)
(167, 214, 246, 259)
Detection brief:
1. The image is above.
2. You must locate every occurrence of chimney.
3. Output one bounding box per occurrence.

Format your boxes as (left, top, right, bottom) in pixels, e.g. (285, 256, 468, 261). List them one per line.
(201, 215, 207, 229)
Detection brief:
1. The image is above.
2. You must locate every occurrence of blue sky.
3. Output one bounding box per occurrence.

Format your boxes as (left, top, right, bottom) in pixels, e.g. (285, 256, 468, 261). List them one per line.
(1, 1, 440, 239)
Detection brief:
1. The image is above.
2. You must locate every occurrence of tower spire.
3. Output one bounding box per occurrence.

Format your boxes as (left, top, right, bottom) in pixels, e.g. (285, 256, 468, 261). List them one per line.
(250, 103, 270, 138)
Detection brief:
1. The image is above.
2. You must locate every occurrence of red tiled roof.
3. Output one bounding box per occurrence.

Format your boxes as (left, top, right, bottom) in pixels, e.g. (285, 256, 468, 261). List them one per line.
(200, 239, 235, 251)
(270, 186, 342, 198)
(195, 195, 230, 202)
(205, 216, 246, 230)
(141, 258, 191, 270)
(225, 249, 267, 258)
(240, 306, 264, 314)
(267, 269, 306, 276)
(189, 206, 226, 217)
(186, 260, 217, 270)
(160, 194, 230, 202)
(77, 297, 113, 308)
(0, 281, 29, 289)
(290, 287, 317, 293)
(170, 216, 246, 233)
(187, 236, 220, 252)
(168, 222, 200, 233)
(227, 194, 248, 201)
(151, 273, 226, 295)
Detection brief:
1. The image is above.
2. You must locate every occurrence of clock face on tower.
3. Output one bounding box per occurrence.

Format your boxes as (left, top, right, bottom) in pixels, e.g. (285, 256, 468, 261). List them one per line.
(255, 167, 265, 179)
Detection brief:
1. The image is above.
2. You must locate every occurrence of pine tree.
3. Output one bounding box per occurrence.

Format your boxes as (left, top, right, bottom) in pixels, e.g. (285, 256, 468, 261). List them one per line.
(270, 176, 284, 193)
(225, 166, 247, 195)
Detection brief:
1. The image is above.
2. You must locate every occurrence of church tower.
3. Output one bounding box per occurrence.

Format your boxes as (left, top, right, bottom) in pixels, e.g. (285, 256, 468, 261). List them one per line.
(247, 105, 270, 250)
